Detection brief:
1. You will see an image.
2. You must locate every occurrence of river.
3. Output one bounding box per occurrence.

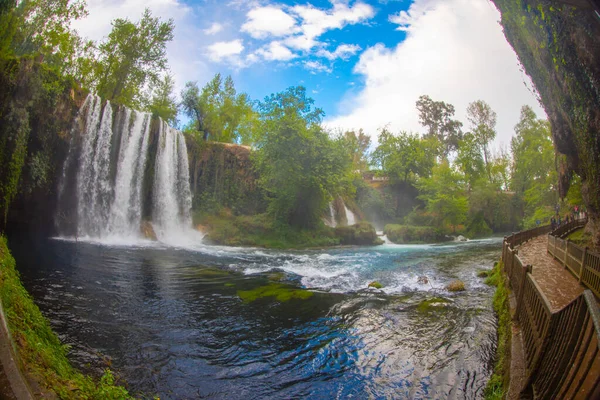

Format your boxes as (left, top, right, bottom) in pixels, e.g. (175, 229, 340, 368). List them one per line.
(9, 235, 501, 399)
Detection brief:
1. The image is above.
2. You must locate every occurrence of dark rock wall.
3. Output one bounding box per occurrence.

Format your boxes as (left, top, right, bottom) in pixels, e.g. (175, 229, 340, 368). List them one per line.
(491, 0, 600, 243)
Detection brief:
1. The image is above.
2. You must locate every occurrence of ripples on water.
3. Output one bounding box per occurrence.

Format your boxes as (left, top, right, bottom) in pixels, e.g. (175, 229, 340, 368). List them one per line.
(9, 235, 501, 399)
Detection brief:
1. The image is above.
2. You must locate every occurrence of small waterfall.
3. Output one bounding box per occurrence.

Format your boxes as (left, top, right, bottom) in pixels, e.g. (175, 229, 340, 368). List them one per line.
(324, 202, 337, 228)
(344, 204, 356, 226)
(59, 94, 196, 243)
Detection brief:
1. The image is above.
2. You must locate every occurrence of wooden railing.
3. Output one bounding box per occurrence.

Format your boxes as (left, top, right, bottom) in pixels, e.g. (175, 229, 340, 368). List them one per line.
(547, 218, 600, 298)
(501, 220, 600, 398)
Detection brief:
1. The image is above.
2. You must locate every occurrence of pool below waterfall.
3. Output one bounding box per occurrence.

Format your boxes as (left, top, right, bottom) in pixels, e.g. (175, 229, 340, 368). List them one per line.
(9, 235, 501, 399)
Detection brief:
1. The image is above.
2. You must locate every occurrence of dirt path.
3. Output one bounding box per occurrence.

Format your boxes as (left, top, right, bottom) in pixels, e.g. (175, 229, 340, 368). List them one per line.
(516, 235, 584, 311)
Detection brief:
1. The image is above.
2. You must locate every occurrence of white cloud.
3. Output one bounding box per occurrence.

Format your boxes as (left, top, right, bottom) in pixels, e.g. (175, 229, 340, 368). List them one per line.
(72, 0, 191, 41)
(204, 22, 224, 35)
(241, 6, 298, 39)
(286, 1, 375, 51)
(304, 60, 333, 74)
(207, 39, 245, 62)
(326, 0, 546, 149)
(255, 41, 297, 61)
(317, 43, 362, 60)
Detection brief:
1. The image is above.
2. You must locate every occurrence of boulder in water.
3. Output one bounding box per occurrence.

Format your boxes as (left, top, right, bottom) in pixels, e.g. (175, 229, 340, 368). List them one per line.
(368, 281, 383, 289)
(446, 280, 466, 292)
(417, 276, 429, 285)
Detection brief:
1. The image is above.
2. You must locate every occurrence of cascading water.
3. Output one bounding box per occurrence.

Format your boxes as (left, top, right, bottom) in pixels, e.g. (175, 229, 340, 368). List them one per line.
(59, 94, 197, 243)
(152, 121, 194, 244)
(329, 202, 337, 227)
(344, 204, 356, 226)
(108, 110, 151, 237)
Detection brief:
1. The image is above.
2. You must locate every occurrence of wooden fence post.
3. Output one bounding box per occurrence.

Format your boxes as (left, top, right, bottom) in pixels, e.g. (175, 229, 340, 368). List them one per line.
(564, 239, 569, 267)
(579, 247, 588, 283)
(514, 264, 532, 321)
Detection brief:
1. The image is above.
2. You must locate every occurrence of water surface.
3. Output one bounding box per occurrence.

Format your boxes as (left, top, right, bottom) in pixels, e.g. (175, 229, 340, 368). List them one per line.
(10, 236, 501, 399)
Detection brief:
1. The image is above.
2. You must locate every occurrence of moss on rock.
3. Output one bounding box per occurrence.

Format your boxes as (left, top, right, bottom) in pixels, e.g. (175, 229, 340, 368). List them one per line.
(237, 283, 313, 303)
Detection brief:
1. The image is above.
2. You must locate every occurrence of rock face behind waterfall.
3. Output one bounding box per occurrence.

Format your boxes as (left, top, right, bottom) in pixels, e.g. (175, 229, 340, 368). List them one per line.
(56, 94, 193, 241)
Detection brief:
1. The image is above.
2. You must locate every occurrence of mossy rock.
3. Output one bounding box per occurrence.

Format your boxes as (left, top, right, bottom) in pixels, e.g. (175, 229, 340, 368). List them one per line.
(267, 272, 286, 282)
(417, 297, 450, 312)
(368, 281, 383, 289)
(477, 270, 492, 278)
(237, 283, 313, 302)
(447, 280, 466, 292)
(335, 221, 381, 245)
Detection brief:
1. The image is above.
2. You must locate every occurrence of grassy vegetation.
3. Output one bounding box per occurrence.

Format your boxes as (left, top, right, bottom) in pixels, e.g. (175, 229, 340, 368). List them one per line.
(0, 236, 132, 399)
(484, 261, 511, 400)
(567, 228, 594, 249)
(197, 209, 381, 249)
(383, 224, 446, 244)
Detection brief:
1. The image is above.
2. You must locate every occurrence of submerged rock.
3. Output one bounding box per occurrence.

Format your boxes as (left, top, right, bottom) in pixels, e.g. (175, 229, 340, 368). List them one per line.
(237, 283, 313, 302)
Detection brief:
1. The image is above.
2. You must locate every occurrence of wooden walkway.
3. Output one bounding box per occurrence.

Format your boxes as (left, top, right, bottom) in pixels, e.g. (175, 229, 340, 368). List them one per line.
(516, 235, 584, 311)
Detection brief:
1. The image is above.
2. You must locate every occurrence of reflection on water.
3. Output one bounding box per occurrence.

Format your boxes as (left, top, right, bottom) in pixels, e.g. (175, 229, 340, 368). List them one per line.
(9, 235, 501, 399)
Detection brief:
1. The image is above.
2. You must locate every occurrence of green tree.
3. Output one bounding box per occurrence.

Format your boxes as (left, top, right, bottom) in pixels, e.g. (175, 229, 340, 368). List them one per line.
(455, 132, 485, 190)
(372, 129, 435, 183)
(415, 95, 463, 159)
(510, 105, 557, 226)
(416, 161, 468, 232)
(255, 86, 352, 228)
(340, 128, 371, 173)
(147, 74, 178, 125)
(94, 8, 174, 108)
(466, 100, 497, 180)
(181, 74, 257, 143)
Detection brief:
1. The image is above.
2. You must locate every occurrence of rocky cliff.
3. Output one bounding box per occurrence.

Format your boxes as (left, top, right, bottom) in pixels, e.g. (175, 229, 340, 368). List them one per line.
(492, 0, 600, 244)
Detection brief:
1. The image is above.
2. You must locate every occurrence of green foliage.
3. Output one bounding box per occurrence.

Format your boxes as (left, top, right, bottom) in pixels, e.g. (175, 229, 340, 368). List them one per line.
(372, 129, 436, 183)
(466, 100, 497, 180)
(255, 86, 353, 229)
(199, 212, 340, 249)
(0, 105, 30, 222)
(384, 224, 444, 244)
(147, 74, 178, 125)
(354, 179, 393, 224)
(339, 128, 371, 172)
(415, 94, 463, 159)
(484, 261, 511, 399)
(416, 161, 468, 232)
(181, 74, 258, 143)
(94, 8, 174, 108)
(465, 212, 492, 239)
(510, 105, 557, 227)
(0, 236, 131, 398)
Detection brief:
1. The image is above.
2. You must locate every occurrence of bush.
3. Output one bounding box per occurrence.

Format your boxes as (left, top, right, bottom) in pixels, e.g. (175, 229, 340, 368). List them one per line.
(384, 224, 444, 244)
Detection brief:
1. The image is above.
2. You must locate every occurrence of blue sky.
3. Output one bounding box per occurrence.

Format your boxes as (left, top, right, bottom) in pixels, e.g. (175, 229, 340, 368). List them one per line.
(73, 0, 545, 149)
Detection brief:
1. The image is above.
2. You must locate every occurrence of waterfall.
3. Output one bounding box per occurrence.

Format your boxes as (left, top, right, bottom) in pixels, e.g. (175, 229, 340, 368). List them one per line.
(329, 202, 337, 227)
(59, 94, 196, 243)
(152, 121, 194, 243)
(344, 204, 356, 226)
(108, 110, 151, 237)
